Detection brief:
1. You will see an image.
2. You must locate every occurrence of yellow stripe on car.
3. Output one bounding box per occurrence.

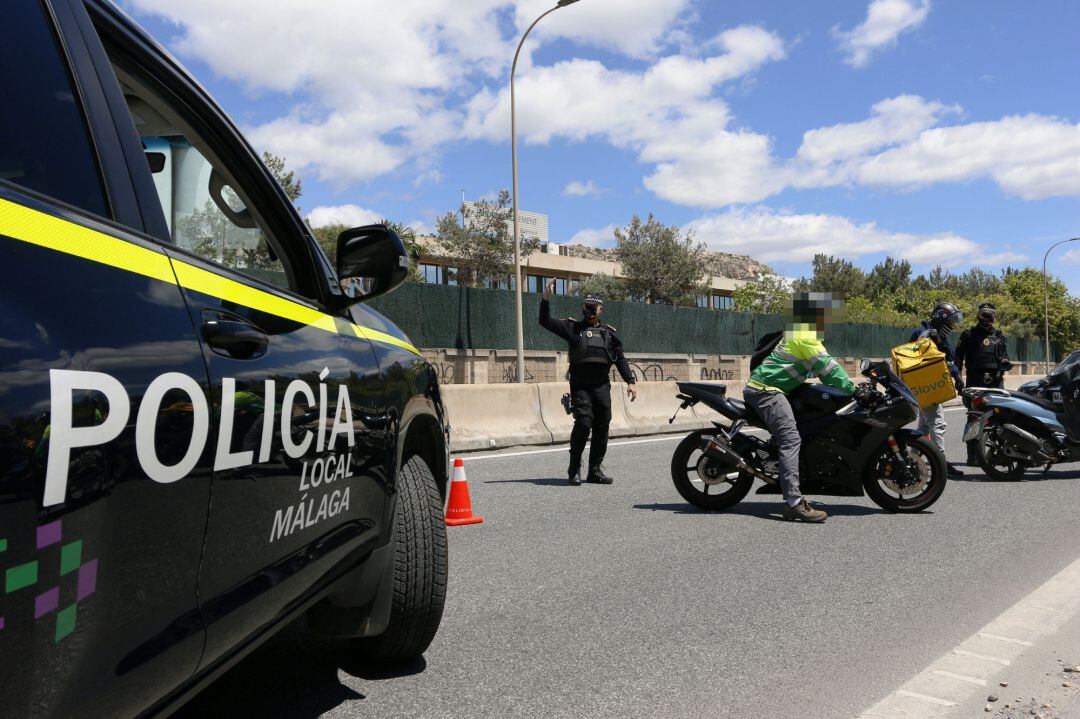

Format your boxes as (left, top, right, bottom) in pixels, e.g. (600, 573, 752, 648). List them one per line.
(0, 197, 176, 284)
(0, 197, 420, 355)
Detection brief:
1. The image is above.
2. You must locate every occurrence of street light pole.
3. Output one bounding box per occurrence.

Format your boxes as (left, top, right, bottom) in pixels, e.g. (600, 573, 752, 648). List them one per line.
(510, 0, 582, 383)
(1042, 237, 1080, 374)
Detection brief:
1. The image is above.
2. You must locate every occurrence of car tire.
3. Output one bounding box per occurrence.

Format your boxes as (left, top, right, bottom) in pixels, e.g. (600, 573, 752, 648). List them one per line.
(357, 453, 448, 661)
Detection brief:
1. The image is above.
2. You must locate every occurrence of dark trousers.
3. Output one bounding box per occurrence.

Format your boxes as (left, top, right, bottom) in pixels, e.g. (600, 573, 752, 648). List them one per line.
(569, 382, 612, 470)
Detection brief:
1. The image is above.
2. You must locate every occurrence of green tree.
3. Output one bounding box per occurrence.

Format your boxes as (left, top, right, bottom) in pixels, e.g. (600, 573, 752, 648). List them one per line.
(799, 254, 866, 298)
(843, 295, 918, 327)
(1000, 268, 1080, 358)
(434, 190, 540, 287)
(614, 214, 708, 306)
(864, 257, 911, 300)
(732, 273, 789, 314)
(574, 272, 629, 301)
(310, 223, 348, 260)
(262, 151, 302, 204)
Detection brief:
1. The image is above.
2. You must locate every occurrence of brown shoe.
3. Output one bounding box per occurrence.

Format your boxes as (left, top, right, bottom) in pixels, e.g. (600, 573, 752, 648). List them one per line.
(782, 499, 827, 523)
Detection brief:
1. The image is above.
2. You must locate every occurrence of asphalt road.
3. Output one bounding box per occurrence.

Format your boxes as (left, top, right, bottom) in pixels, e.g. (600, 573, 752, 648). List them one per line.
(176, 408, 1080, 719)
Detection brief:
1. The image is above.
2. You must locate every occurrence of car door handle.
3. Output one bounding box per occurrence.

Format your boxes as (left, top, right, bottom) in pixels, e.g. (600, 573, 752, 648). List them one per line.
(202, 317, 269, 359)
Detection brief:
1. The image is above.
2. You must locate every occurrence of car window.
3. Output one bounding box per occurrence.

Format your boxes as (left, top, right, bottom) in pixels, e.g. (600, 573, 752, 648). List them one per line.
(0, 0, 108, 217)
(105, 64, 295, 293)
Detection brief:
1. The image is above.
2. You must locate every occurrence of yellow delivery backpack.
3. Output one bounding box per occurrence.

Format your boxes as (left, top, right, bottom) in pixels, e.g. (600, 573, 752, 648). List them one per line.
(891, 337, 957, 409)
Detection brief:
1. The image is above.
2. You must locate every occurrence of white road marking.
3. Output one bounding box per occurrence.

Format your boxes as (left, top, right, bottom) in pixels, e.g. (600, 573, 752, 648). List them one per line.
(860, 552, 1080, 717)
(894, 690, 958, 707)
(460, 427, 770, 462)
(952, 649, 1010, 665)
(977, 632, 1034, 646)
(931, 670, 987, 686)
(460, 435, 683, 462)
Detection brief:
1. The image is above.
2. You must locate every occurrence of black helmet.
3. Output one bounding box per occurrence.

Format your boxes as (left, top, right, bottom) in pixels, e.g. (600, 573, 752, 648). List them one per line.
(930, 302, 963, 331)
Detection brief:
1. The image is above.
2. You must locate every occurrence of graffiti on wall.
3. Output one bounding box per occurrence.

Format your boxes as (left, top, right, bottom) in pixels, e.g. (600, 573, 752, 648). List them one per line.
(629, 363, 677, 382)
(500, 364, 535, 384)
(700, 368, 736, 381)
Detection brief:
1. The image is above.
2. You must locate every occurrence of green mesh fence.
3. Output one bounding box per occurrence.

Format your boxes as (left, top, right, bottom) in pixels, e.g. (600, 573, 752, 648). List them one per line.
(368, 284, 1054, 361)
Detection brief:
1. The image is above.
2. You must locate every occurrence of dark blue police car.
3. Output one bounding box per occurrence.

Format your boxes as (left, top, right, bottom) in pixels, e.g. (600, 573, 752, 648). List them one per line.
(0, 1, 451, 715)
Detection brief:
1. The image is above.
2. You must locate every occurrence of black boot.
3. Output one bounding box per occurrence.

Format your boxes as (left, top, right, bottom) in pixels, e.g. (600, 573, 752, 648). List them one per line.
(568, 462, 582, 486)
(946, 462, 964, 477)
(586, 464, 613, 484)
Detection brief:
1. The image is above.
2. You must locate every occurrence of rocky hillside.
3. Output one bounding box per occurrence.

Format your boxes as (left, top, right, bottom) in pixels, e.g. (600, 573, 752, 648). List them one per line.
(561, 244, 772, 280)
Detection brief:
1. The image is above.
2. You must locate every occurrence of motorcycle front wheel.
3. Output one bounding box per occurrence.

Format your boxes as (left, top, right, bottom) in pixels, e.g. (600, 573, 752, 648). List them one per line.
(670, 429, 755, 511)
(863, 435, 947, 512)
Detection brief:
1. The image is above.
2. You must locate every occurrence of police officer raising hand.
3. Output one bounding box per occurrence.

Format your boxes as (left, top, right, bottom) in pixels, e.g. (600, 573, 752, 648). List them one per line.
(540, 278, 636, 486)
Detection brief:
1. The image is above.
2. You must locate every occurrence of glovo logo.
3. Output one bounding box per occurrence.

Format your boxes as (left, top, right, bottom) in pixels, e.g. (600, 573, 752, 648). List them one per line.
(912, 376, 949, 395)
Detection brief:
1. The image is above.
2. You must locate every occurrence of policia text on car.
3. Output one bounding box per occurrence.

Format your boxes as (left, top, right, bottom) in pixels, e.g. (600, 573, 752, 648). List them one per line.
(539, 280, 637, 486)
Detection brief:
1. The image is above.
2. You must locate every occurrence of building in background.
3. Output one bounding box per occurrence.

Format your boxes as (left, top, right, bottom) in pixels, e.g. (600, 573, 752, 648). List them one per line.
(415, 234, 768, 310)
(462, 201, 549, 246)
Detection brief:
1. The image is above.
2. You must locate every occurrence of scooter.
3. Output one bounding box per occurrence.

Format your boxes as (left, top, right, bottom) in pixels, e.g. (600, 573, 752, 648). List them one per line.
(668, 360, 947, 512)
(963, 361, 1080, 480)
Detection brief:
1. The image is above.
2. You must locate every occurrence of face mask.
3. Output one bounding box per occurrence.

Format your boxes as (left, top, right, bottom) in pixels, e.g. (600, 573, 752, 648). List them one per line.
(582, 305, 599, 320)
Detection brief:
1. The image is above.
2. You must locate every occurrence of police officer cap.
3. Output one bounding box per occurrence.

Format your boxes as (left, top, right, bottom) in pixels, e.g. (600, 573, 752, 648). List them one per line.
(582, 293, 604, 306)
(978, 302, 996, 312)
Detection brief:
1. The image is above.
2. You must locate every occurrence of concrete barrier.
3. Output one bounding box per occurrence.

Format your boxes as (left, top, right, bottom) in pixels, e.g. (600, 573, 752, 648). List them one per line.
(441, 383, 551, 452)
(622, 381, 706, 435)
(441, 375, 1046, 452)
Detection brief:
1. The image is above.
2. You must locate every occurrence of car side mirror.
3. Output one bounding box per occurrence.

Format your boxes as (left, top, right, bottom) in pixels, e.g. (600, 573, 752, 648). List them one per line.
(335, 224, 409, 306)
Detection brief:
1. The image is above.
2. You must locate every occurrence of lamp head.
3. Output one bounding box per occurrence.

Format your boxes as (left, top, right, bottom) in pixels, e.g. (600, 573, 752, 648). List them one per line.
(557, 0, 582, 6)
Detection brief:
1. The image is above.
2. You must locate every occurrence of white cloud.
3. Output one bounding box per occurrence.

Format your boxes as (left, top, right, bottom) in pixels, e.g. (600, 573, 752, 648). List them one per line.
(514, 0, 693, 60)
(563, 180, 603, 198)
(786, 99, 1080, 204)
(687, 207, 1022, 269)
(568, 224, 618, 248)
(835, 0, 931, 68)
(851, 115, 1080, 199)
(127, 0, 702, 186)
(795, 95, 957, 169)
(464, 26, 787, 207)
(306, 204, 382, 228)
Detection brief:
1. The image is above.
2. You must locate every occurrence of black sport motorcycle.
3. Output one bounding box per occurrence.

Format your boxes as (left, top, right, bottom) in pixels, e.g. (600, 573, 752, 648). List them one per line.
(668, 361, 947, 512)
(963, 359, 1080, 481)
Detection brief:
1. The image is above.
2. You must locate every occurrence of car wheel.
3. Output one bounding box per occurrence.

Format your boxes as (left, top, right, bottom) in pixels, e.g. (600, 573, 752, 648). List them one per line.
(357, 453, 448, 661)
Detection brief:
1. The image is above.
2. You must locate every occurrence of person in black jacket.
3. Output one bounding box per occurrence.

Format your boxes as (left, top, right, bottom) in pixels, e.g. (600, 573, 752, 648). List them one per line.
(956, 302, 1013, 464)
(910, 302, 965, 477)
(539, 279, 636, 485)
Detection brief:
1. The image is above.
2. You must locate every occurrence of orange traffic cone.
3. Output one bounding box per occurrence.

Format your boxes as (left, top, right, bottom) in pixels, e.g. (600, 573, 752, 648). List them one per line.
(445, 458, 483, 526)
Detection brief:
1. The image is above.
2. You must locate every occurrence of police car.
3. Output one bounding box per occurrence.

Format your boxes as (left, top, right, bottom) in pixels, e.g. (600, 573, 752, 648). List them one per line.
(0, 1, 450, 715)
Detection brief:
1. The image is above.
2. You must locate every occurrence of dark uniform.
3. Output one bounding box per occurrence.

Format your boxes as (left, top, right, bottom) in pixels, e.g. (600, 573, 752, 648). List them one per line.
(539, 295, 635, 484)
(956, 302, 1012, 463)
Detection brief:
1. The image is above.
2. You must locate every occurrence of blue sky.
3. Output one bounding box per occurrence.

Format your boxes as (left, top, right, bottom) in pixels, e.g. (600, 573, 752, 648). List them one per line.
(122, 0, 1080, 290)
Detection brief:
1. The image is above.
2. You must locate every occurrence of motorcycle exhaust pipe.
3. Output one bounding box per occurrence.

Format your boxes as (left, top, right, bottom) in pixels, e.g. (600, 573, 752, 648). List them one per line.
(702, 436, 778, 485)
(999, 423, 1055, 461)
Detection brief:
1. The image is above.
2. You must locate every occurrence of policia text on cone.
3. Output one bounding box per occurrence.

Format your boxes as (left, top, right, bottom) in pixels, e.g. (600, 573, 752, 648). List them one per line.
(539, 279, 637, 486)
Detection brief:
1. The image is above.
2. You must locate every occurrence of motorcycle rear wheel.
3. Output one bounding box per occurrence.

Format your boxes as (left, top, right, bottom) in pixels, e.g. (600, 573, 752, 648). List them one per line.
(975, 422, 1030, 481)
(670, 429, 755, 511)
(863, 436, 946, 512)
